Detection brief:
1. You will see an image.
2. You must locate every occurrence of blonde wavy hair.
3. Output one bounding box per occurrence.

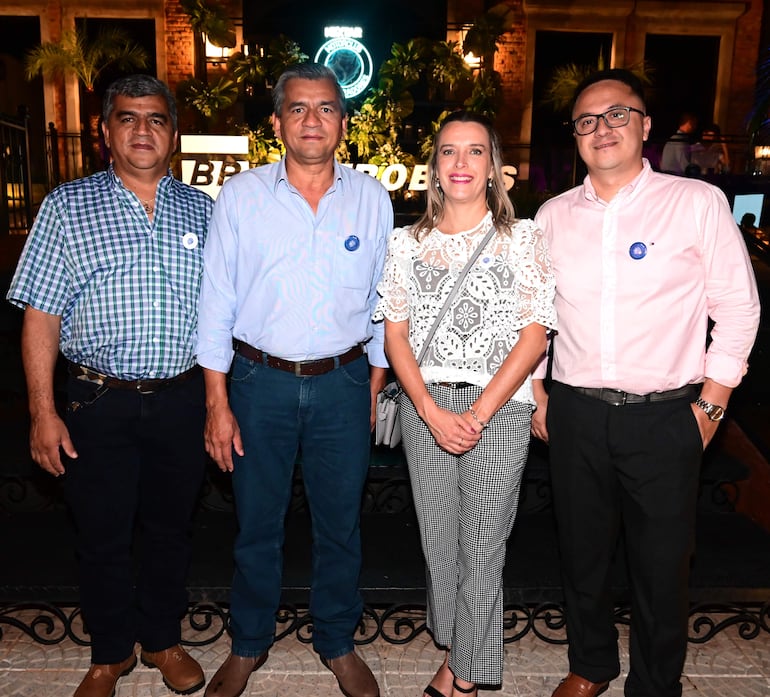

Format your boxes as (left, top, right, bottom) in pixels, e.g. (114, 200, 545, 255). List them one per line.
(411, 110, 515, 241)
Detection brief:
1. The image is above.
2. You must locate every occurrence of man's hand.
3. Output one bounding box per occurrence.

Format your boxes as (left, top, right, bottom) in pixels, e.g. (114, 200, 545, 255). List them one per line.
(202, 367, 243, 472)
(204, 402, 244, 472)
(691, 379, 732, 450)
(369, 365, 388, 431)
(29, 412, 77, 476)
(21, 306, 70, 476)
(690, 404, 720, 450)
(531, 379, 549, 442)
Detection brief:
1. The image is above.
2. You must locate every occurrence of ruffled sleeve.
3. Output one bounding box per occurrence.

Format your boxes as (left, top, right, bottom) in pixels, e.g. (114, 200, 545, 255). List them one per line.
(510, 219, 557, 332)
(373, 226, 415, 323)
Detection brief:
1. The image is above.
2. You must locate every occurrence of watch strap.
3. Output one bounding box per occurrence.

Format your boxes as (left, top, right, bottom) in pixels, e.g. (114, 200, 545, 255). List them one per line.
(694, 396, 725, 421)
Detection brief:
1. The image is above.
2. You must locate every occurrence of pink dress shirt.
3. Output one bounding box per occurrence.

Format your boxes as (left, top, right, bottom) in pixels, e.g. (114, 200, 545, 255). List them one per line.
(533, 160, 760, 394)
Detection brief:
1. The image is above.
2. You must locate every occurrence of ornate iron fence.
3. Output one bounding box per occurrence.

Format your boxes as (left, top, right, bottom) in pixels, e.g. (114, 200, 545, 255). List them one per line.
(0, 111, 33, 236)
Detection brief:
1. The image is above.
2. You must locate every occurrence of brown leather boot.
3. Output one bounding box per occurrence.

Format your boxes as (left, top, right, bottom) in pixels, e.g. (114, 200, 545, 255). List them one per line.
(73, 654, 136, 697)
(321, 651, 380, 697)
(551, 672, 610, 697)
(204, 652, 269, 697)
(141, 644, 205, 694)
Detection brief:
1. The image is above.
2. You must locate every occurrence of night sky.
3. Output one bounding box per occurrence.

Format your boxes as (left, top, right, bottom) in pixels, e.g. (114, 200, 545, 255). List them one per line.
(243, 0, 448, 71)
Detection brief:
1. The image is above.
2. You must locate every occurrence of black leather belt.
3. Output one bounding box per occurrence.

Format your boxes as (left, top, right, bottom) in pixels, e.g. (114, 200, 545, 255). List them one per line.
(436, 382, 475, 389)
(568, 384, 699, 406)
(234, 340, 364, 376)
(69, 363, 200, 394)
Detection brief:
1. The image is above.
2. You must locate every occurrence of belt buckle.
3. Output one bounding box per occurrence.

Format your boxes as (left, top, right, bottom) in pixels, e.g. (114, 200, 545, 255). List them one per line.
(295, 362, 304, 377)
(603, 388, 627, 406)
(135, 381, 156, 395)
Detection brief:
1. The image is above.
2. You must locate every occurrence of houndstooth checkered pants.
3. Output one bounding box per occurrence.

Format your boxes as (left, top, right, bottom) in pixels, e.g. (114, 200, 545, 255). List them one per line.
(400, 383, 532, 685)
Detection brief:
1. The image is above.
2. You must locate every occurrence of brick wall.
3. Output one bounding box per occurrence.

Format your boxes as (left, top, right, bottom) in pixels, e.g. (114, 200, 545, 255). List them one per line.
(493, 0, 526, 146)
(489, 0, 764, 147)
(164, 0, 195, 93)
(730, 0, 764, 136)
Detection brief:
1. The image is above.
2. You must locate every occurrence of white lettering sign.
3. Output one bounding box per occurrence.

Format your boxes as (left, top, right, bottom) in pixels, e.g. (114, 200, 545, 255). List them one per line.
(324, 26, 363, 39)
(180, 136, 518, 198)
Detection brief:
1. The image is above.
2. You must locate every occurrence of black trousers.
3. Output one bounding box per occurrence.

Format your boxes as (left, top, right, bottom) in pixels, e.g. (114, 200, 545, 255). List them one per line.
(546, 381, 703, 697)
(62, 372, 206, 663)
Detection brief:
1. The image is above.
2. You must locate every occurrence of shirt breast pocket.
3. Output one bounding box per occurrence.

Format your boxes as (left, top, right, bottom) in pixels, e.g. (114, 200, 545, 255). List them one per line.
(333, 237, 372, 290)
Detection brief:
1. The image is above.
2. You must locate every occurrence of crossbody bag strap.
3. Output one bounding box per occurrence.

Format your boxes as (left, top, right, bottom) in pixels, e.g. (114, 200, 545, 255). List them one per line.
(415, 223, 497, 366)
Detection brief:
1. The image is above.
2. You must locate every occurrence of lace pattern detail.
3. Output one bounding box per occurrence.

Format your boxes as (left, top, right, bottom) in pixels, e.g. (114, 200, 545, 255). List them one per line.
(374, 212, 556, 400)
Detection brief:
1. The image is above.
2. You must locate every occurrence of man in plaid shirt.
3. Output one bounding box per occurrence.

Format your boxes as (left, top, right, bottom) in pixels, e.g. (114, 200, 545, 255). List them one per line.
(7, 75, 212, 697)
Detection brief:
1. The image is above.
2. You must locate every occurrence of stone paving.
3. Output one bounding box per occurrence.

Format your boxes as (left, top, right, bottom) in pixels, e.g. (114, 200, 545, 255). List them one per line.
(1, 610, 769, 697)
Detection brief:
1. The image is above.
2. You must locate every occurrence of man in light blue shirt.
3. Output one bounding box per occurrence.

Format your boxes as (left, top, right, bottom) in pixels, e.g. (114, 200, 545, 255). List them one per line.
(197, 64, 392, 697)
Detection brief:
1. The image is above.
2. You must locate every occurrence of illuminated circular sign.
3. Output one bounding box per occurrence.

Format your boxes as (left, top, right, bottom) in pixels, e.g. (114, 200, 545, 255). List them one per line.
(314, 37, 373, 99)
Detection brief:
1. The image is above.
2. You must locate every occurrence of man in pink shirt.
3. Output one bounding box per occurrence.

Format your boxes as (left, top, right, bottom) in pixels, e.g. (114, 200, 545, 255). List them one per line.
(531, 69, 760, 697)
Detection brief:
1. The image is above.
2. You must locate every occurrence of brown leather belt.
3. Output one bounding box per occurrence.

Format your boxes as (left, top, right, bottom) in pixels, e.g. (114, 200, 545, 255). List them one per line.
(568, 384, 699, 406)
(68, 363, 200, 394)
(234, 340, 365, 376)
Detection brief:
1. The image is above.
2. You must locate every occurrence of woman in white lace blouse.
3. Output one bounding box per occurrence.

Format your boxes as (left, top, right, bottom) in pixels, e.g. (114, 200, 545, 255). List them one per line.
(374, 111, 556, 697)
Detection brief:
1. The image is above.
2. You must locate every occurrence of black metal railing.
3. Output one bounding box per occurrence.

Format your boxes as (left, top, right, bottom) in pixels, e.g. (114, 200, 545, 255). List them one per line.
(0, 111, 33, 236)
(45, 122, 93, 190)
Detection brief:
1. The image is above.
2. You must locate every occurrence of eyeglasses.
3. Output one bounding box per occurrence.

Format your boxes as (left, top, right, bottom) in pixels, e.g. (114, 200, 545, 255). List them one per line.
(570, 106, 646, 136)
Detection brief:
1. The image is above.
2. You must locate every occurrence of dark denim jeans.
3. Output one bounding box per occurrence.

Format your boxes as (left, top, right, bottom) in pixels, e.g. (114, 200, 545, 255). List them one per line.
(227, 352, 371, 659)
(63, 372, 206, 664)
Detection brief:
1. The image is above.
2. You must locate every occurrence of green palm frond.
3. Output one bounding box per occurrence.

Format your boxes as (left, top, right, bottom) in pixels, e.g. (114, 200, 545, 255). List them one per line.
(25, 27, 148, 91)
(542, 55, 654, 114)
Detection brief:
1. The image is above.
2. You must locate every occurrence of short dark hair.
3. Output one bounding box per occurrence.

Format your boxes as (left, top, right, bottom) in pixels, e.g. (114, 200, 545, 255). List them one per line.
(102, 74, 177, 132)
(571, 68, 646, 115)
(272, 63, 346, 115)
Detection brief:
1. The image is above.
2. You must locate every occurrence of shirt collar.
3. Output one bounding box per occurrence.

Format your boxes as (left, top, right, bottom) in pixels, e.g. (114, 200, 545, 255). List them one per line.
(273, 157, 345, 194)
(106, 163, 174, 199)
(582, 158, 652, 204)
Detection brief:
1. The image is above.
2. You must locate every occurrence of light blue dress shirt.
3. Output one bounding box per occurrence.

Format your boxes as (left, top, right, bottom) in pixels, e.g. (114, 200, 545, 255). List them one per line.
(196, 159, 393, 373)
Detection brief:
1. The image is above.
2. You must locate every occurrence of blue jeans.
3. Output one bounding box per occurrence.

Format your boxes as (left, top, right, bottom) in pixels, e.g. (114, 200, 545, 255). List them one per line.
(227, 352, 372, 659)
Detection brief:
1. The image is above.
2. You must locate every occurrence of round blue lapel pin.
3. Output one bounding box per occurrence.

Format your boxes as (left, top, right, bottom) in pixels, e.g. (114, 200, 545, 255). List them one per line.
(629, 241, 647, 260)
(344, 235, 360, 252)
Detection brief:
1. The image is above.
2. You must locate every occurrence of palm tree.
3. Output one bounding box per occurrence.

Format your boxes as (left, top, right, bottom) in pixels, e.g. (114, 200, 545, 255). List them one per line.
(25, 26, 149, 175)
(542, 54, 653, 115)
(24, 26, 148, 93)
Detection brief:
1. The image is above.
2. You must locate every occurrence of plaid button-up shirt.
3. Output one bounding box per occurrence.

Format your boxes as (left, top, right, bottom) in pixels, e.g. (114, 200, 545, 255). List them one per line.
(7, 166, 213, 379)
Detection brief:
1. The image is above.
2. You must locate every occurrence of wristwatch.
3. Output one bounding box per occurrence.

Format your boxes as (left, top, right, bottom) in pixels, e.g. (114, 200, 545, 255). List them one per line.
(694, 397, 725, 422)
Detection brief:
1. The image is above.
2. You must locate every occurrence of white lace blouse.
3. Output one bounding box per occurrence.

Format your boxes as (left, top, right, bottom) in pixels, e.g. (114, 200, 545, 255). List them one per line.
(374, 211, 557, 405)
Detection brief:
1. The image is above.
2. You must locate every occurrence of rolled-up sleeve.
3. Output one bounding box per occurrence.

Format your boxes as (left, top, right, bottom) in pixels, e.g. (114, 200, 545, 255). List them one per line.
(701, 189, 760, 387)
(196, 184, 239, 373)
